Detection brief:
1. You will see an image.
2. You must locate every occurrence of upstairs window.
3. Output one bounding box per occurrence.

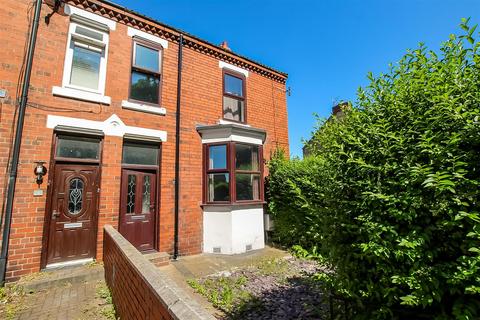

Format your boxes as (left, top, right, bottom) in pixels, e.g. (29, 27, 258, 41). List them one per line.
(62, 21, 109, 94)
(204, 143, 263, 204)
(130, 39, 162, 105)
(223, 71, 246, 123)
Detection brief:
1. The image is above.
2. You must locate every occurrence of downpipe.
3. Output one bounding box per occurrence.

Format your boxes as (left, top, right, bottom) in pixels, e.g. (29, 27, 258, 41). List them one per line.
(173, 34, 183, 260)
(0, 0, 43, 286)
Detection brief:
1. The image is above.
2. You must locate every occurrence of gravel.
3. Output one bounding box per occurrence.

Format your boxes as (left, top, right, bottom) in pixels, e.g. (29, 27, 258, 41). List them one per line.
(202, 256, 331, 320)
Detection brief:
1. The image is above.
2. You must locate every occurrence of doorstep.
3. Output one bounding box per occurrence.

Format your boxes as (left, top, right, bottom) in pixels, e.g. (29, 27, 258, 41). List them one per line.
(143, 251, 170, 267)
(16, 263, 104, 292)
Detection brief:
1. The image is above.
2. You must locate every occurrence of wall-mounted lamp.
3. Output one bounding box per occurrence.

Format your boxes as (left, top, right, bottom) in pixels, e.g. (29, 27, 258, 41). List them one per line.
(34, 161, 47, 186)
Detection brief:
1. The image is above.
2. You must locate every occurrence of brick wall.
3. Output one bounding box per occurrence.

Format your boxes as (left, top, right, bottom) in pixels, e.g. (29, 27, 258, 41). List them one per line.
(0, 0, 289, 281)
(103, 225, 214, 320)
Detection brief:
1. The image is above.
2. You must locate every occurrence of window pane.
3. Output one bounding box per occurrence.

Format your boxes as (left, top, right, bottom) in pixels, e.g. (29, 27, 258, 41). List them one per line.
(127, 175, 136, 214)
(223, 96, 244, 122)
(235, 144, 259, 171)
(135, 44, 160, 72)
(75, 25, 103, 41)
(209, 145, 227, 169)
(68, 178, 84, 214)
(224, 74, 243, 97)
(130, 71, 160, 104)
(208, 173, 230, 202)
(56, 136, 100, 159)
(236, 173, 260, 201)
(122, 143, 159, 165)
(142, 175, 151, 214)
(70, 45, 101, 90)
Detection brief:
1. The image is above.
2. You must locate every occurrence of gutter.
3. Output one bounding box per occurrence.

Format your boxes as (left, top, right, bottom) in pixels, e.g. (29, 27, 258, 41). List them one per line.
(173, 34, 183, 260)
(0, 0, 43, 286)
(90, 0, 287, 80)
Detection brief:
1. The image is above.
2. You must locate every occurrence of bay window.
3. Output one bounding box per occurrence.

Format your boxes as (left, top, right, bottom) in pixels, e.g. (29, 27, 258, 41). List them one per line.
(204, 142, 263, 204)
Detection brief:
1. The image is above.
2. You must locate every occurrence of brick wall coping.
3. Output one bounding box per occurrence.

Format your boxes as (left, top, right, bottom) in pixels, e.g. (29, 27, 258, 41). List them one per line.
(104, 225, 215, 320)
(63, 0, 288, 83)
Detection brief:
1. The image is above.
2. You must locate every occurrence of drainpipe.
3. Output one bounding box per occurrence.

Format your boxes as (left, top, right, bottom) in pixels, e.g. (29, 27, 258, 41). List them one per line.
(173, 34, 183, 260)
(0, 0, 43, 286)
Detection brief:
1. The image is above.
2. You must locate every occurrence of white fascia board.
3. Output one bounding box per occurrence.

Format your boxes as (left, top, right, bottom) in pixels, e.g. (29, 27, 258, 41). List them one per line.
(201, 135, 263, 145)
(219, 61, 249, 77)
(64, 4, 116, 30)
(198, 125, 265, 145)
(127, 27, 169, 49)
(47, 114, 167, 142)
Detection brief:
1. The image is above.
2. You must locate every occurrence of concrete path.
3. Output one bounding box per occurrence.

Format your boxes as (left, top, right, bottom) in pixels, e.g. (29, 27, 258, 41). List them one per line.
(166, 246, 288, 278)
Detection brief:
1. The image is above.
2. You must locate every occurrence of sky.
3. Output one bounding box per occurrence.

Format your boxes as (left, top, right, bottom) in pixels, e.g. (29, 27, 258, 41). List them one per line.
(111, 0, 480, 158)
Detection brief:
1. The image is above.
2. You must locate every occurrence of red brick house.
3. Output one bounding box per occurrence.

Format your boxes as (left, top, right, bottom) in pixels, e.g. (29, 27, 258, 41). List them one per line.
(0, 0, 289, 282)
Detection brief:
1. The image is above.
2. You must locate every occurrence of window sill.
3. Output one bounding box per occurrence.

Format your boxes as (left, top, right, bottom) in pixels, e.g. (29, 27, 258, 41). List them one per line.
(122, 100, 166, 115)
(201, 201, 265, 208)
(52, 86, 111, 105)
(219, 119, 250, 127)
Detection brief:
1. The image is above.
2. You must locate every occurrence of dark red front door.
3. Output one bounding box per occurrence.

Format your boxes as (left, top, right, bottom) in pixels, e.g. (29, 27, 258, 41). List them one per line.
(119, 169, 156, 251)
(47, 164, 99, 265)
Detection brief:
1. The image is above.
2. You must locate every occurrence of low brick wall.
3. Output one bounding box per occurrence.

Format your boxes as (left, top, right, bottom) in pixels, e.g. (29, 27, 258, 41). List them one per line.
(103, 225, 214, 320)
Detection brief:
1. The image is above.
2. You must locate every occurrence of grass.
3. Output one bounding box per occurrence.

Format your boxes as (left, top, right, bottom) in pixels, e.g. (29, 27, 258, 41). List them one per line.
(256, 257, 290, 276)
(187, 275, 252, 314)
(0, 285, 26, 320)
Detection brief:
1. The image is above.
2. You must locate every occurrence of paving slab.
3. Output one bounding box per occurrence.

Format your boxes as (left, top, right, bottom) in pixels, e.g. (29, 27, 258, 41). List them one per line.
(4, 264, 112, 320)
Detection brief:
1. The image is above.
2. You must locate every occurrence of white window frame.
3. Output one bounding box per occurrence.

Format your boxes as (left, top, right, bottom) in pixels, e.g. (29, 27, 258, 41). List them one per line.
(61, 20, 109, 96)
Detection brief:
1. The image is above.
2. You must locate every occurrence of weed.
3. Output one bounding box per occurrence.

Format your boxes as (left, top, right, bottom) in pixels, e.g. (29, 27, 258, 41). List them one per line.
(95, 282, 116, 319)
(87, 261, 103, 268)
(0, 285, 25, 320)
(187, 275, 252, 313)
(256, 258, 289, 277)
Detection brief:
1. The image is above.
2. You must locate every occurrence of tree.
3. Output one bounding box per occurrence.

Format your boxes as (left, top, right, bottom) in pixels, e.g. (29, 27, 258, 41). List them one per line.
(268, 19, 480, 319)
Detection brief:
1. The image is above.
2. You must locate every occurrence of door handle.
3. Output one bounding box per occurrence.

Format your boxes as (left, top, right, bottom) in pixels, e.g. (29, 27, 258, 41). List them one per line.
(52, 210, 60, 219)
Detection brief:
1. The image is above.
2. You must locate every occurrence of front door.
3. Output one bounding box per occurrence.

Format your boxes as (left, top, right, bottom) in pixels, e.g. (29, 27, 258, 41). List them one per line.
(46, 164, 99, 265)
(119, 169, 156, 251)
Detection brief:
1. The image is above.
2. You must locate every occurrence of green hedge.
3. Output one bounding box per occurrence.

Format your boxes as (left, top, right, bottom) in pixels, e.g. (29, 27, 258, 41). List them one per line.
(268, 20, 480, 319)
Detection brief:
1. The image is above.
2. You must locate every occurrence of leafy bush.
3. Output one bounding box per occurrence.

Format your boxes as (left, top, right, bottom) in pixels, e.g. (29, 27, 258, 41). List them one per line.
(268, 20, 480, 319)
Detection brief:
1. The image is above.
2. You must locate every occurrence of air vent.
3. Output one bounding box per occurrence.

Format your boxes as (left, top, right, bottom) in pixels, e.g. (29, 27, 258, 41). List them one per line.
(246, 244, 253, 251)
(213, 247, 221, 253)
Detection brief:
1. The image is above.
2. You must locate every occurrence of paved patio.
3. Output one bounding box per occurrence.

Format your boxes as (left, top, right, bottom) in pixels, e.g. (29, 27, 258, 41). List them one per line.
(4, 264, 111, 320)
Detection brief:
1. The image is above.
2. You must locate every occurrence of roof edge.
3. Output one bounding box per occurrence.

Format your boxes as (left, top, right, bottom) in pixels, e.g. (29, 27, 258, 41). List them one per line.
(64, 0, 288, 83)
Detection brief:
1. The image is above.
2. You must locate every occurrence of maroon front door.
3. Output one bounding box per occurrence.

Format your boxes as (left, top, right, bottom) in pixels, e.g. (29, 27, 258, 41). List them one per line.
(46, 164, 99, 265)
(119, 169, 156, 251)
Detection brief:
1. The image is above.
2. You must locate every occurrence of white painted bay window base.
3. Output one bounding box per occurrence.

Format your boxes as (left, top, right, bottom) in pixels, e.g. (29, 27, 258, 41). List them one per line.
(203, 204, 265, 254)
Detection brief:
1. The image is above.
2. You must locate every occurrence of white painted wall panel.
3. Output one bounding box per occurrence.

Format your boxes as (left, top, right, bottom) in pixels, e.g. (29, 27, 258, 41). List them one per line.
(203, 205, 264, 254)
